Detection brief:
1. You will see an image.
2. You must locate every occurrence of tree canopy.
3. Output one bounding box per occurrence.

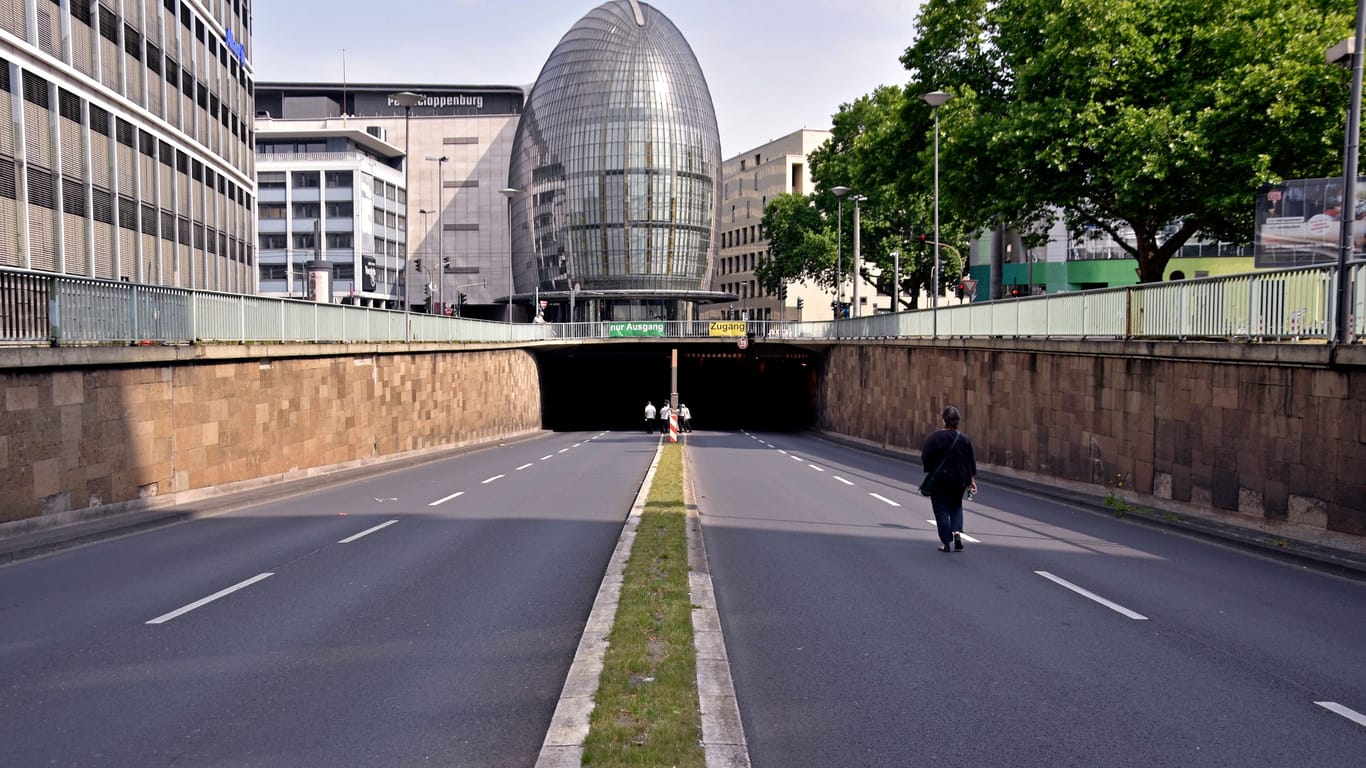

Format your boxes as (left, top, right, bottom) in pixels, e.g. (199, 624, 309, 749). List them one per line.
(902, 0, 1354, 281)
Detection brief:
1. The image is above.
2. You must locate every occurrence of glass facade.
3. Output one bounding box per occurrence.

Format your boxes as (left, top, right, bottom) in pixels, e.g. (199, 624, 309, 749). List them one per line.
(508, 0, 722, 320)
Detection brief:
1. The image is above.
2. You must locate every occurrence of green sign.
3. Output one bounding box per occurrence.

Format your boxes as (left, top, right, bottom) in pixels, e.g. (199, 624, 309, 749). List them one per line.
(608, 321, 665, 337)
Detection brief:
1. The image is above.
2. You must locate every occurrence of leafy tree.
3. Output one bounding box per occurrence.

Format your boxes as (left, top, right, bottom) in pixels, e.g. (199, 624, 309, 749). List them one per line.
(903, 0, 1353, 282)
(756, 193, 835, 294)
(806, 85, 968, 309)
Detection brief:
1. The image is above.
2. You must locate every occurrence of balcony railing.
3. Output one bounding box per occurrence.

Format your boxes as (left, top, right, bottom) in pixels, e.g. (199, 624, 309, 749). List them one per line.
(1, 262, 1361, 347)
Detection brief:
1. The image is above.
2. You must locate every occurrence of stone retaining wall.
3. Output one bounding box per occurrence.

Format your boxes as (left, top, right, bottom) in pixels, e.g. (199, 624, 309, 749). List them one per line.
(0, 344, 542, 531)
(818, 339, 1366, 546)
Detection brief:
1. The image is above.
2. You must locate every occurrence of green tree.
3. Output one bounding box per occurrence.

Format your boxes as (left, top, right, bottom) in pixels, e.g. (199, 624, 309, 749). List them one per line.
(903, 0, 1353, 282)
(808, 85, 967, 309)
(755, 193, 835, 294)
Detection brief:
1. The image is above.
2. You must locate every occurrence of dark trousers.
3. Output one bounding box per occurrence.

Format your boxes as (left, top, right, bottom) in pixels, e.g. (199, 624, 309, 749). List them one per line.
(930, 495, 964, 547)
(645, 417, 655, 434)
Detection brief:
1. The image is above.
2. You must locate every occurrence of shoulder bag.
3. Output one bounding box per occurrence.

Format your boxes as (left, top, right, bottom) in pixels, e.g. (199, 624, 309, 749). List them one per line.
(919, 430, 961, 496)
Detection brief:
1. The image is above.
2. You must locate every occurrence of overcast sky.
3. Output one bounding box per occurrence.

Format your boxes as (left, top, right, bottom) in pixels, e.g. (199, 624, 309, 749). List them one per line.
(250, 0, 924, 156)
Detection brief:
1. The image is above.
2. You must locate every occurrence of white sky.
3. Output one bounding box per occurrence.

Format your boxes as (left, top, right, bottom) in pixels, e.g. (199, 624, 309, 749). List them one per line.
(249, 0, 923, 156)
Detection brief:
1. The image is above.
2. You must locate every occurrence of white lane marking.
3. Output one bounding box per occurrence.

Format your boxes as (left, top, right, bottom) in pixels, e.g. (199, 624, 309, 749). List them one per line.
(573, 443, 582, 447)
(790, 455, 803, 462)
(1035, 571, 1149, 620)
(482, 474, 505, 484)
(808, 464, 825, 472)
(870, 493, 900, 507)
(923, 521, 980, 543)
(540, 455, 553, 461)
(834, 476, 855, 486)
(430, 491, 465, 506)
(558, 448, 569, 454)
(147, 573, 273, 625)
(778, 449, 788, 455)
(338, 519, 399, 543)
(516, 463, 534, 471)
(1316, 702, 1366, 728)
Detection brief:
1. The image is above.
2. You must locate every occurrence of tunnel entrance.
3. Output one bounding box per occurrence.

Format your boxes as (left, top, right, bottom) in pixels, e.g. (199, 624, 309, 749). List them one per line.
(536, 342, 824, 432)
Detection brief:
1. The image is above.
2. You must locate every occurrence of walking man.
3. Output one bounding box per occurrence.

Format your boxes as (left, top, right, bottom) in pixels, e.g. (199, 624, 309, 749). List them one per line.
(679, 403, 692, 432)
(644, 400, 656, 434)
(920, 406, 978, 552)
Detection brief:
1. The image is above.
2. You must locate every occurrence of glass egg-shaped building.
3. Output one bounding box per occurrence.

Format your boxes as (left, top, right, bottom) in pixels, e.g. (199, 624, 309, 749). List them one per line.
(507, 0, 728, 321)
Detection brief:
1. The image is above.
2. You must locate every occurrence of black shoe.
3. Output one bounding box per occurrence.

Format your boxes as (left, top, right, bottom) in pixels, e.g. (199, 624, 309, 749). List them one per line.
(953, 533, 964, 550)
(938, 544, 952, 552)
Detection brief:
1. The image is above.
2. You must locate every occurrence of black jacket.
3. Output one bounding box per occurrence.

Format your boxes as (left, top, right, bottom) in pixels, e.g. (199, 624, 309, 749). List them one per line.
(921, 428, 977, 501)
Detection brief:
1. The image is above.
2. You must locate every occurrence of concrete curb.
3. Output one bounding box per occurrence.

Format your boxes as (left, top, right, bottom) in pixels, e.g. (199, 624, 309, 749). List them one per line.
(684, 440, 752, 768)
(533, 439, 663, 767)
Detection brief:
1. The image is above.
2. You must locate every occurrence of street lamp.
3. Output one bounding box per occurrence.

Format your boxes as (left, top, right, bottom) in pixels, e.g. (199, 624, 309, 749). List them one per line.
(389, 90, 424, 332)
(831, 185, 850, 318)
(1329, 14, 1365, 344)
(891, 249, 900, 312)
(922, 90, 954, 339)
(427, 155, 448, 314)
(498, 187, 520, 322)
(851, 193, 866, 318)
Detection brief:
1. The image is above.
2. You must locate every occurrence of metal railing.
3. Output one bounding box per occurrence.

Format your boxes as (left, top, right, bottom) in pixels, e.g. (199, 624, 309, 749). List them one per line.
(1, 262, 1361, 348)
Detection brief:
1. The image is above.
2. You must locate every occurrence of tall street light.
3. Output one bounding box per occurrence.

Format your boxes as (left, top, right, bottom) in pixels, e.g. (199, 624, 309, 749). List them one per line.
(418, 208, 434, 312)
(922, 90, 954, 339)
(1329, 9, 1365, 345)
(389, 91, 424, 333)
(498, 187, 520, 322)
(426, 154, 448, 314)
(851, 194, 867, 317)
(831, 185, 850, 318)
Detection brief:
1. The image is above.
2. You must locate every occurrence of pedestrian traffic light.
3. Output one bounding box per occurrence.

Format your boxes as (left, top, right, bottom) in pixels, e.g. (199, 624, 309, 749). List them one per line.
(441, 256, 451, 271)
(956, 282, 965, 299)
(1009, 286, 1021, 298)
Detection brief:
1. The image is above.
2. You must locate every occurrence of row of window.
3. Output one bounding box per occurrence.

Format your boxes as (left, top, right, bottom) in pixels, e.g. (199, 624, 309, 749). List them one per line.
(718, 252, 764, 275)
(259, 202, 355, 219)
(722, 225, 761, 249)
(259, 232, 354, 251)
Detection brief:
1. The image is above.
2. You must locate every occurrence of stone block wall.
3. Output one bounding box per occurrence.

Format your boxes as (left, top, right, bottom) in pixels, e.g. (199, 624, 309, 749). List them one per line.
(0, 345, 542, 530)
(819, 340, 1366, 544)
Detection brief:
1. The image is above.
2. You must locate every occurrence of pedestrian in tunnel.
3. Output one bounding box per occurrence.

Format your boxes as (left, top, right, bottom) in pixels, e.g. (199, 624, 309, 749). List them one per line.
(679, 403, 692, 432)
(644, 400, 656, 434)
(659, 401, 672, 433)
(920, 405, 978, 552)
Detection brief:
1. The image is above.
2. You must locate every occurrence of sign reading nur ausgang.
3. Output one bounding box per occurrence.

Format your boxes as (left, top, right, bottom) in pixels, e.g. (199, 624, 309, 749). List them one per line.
(708, 321, 746, 337)
(608, 322, 665, 337)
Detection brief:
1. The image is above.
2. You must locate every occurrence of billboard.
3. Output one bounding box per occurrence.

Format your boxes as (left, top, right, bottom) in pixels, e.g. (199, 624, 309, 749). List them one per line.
(1255, 177, 1366, 268)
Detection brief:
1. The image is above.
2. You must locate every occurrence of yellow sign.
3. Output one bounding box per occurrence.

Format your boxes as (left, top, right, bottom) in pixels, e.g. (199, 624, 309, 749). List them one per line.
(709, 321, 747, 337)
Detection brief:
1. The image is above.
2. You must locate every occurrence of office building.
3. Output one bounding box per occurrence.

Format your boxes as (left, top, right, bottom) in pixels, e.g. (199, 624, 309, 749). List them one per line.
(0, 0, 256, 291)
(505, 0, 728, 322)
(255, 83, 523, 315)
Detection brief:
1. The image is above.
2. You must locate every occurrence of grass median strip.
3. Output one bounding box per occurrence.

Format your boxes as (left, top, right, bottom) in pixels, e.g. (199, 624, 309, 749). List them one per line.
(582, 442, 705, 767)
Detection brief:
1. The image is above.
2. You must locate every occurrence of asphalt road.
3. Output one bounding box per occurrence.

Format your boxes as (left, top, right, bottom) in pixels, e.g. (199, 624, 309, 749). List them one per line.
(689, 430, 1366, 768)
(0, 430, 654, 768)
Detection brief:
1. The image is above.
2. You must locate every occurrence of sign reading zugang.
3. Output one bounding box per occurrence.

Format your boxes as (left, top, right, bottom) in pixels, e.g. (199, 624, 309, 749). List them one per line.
(608, 322, 665, 337)
(708, 321, 746, 337)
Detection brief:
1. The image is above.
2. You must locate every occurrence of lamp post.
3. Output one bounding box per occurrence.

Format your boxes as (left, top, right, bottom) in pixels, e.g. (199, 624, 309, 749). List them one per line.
(418, 208, 434, 312)
(831, 185, 849, 318)
(922, 90, 954, 339)
(1329, 8, 1365, 344)
(498, 187, 520, 322)
(851, 193, 866, 318)
(427, 154, 448, 314)
(389, 91, 424, 334)
(891, 249, 900, 313)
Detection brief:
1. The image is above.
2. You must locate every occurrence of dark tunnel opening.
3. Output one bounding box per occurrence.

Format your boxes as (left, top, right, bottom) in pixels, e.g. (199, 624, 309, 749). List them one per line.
(536, 342, 824, 433)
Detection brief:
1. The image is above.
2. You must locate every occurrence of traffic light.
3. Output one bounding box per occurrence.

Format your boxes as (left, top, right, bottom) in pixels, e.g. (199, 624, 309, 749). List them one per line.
(412, 258, 423, 271)
(458, 292, 468, 312)
(796, 297, 804, 310)
(779, 283, 788, 301)
(442, 256, 451, 271)
(1009, 286, 1021, 298)
(956, 282, 965, 299)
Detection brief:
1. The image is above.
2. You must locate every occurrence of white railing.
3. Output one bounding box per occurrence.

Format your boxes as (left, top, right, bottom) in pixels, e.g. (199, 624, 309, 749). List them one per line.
(2, 261, 1362, 347)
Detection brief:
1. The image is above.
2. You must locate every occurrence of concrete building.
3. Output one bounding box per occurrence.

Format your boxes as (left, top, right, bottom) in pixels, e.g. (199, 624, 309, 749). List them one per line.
(254, 83, 524, 317)
(0, 0, 257, 291)
(253, 124, 405, 306)
(710, 128, 892, 322)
